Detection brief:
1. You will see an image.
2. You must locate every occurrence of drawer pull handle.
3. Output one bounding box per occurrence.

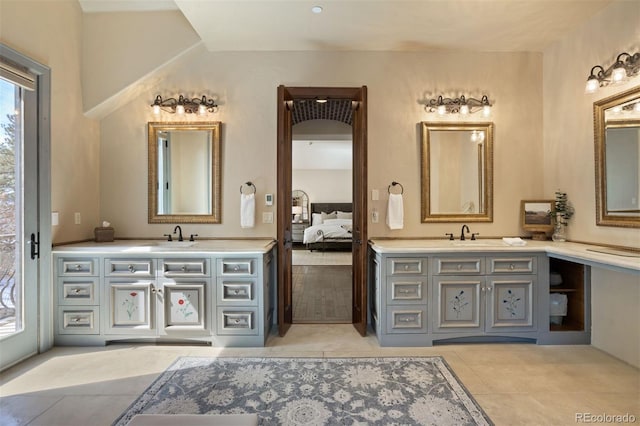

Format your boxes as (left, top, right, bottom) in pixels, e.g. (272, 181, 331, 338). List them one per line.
(400, 317, 415, 322)
(75, 264, 82, 271)
(457, 264, 463, 270)
(73, 289, 81, 294)
(128, 265, 135, 273)
(181, 265, 187, 272)
(510, 264, 515, 270)
(233, 265, 240, 271)
(404, 265, 409, 270)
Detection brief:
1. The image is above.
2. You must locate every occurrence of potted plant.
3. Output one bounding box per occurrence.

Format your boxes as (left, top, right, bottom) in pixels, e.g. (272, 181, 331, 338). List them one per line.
(552, 191, 574, 242)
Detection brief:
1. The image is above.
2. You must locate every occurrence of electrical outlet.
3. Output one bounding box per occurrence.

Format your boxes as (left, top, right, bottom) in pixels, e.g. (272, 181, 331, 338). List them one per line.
(52, 212, 59, 226)
(372, 209, 379, 223)
(263, 212, 273, 224)
(74, 212, 81, 225)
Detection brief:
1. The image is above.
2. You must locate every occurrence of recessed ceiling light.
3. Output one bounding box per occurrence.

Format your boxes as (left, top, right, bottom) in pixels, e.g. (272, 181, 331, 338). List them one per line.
(311, 6, 323, 14)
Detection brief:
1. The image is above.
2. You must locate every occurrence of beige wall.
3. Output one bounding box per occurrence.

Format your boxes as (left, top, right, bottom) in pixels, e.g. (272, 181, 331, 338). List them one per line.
(100, 47, 543, 239)
(543, 0, 640, 247)
(0, 0, 100, 244)
(81, 10, 201, 118)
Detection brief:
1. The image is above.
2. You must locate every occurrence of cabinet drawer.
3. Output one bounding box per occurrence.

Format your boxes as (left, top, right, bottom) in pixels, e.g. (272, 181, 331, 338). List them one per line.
(58, 258, 98, 276)
(387, 258, 426, 275)
(387, 279, 426, 304)
(106, 259, 154, 277)
(218, 279, 256, 305)
(386, 307, 427, 334)
(57, 307, 99, 335)
(434, 257, 483, 275)
(218, 259, 255, 276)
(58, 278, 99, 305)
(489, 257, 536, 274)
(162, 259, 208, 277)
(217, 308, 258, 335)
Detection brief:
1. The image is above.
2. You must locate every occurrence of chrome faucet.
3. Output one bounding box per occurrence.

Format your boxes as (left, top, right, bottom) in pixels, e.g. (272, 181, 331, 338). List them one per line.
(173, 225, 184, 242)
(460, 224, 470, 241)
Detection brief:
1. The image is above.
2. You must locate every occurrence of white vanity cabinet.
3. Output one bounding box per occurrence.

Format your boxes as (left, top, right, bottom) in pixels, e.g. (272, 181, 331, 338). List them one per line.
(104, 258, 211, 339)
(55, 257, 100, 336)
(52, 241, 275, 346)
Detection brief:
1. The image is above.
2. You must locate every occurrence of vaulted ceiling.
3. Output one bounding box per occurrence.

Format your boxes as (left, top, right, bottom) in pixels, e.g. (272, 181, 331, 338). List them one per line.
(78, 0, 613, 52)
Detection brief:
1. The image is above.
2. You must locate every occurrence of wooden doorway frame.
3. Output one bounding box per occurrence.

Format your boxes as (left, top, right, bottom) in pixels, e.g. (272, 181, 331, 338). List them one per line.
(276, 86, 368, 337)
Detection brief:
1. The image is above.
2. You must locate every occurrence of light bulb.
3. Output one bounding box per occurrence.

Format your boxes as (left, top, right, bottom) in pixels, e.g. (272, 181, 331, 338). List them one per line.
(437, 104, 446, 115)
(176, 104, 185, 115)
(611, 105, 622, 114)
(460, 104, 469, 115)
(482, 105, 491, 117)
(612, 65, 627, 82)
(198, 104, 207, 115)
(634, 102, 640, 113)
(470, 131, 478, 142)
(153, 104, 161, 115)
(585, 77, 600, 94)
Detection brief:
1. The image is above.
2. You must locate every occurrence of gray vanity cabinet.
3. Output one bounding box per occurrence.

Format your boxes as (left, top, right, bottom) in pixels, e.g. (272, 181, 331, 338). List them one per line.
(372, 255, 430, 346)
(371, 249, 543, 347)
(432, 255, 537, 335)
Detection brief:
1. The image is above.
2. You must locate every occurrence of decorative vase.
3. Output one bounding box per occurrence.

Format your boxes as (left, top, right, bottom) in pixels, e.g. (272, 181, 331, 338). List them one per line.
(552, 215, 567, 242)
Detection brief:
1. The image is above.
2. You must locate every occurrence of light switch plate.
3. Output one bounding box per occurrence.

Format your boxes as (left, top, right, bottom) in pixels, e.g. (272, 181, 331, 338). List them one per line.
(265, 193, 273, 206)
(263, 212, 273, 223)
(52, 211, 59, 226)
(372, 189, 379, 201)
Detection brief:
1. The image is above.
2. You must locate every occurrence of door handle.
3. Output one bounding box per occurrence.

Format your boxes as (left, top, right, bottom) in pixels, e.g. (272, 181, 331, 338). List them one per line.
(29, 232, 40, 260)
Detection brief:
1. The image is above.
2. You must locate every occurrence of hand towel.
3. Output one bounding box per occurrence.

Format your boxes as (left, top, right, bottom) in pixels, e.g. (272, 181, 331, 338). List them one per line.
(386, 193, 404, 230)
(502, 237, 527, 246)
(241, 193, 255, 228)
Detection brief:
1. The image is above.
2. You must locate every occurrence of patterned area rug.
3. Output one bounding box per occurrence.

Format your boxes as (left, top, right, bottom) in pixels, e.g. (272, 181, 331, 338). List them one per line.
(114, 357, 492, 426)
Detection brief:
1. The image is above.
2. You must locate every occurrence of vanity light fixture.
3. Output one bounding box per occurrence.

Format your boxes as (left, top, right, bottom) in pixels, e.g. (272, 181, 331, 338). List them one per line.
(425, 95, 492, 117)
(150, 95, 218, 115)
(585, 51, 640, 94)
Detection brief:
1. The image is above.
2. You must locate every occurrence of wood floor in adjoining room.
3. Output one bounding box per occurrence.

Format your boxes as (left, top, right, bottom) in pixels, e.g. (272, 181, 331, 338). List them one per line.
(292, 265, 352, 323)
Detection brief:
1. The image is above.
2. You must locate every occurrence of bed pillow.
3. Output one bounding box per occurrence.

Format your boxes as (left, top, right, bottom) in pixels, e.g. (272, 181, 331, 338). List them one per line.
(337, 211, 352, 220)
(320, 211, 337, 222)
(323, 218, 352, 226)
(311, 213, 323, 226)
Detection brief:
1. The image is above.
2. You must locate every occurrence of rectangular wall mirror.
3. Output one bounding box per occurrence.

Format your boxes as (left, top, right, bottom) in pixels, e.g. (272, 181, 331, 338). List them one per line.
(594, 85, 640, 228)
(421, 122, 493, 222)
(148, 121, 221, 223)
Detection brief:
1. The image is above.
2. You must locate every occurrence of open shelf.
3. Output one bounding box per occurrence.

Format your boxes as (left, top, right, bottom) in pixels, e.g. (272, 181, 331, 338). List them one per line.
(549, 258, 586, 332)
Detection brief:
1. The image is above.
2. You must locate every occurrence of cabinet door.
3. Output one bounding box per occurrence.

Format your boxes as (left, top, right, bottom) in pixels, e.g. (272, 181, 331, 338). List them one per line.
(433, 277, 483, 333)
(160, 281, 208, 334)
(105, 281, 154, 335)
(485, 276, 535, 332)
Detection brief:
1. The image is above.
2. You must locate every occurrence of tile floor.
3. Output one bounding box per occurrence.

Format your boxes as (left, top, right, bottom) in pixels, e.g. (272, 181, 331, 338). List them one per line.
(1, 324, 638, 425)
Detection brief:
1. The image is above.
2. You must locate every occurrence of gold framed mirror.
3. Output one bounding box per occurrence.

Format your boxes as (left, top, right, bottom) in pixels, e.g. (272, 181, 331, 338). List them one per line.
(594, 85, 640, 228)
(148, 121, 221, 224)
(421, 122, 493, 223)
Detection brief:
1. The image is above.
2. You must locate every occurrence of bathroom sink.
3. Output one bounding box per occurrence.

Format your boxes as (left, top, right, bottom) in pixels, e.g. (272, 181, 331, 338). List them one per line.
(123, 241, 196, 253)
(154, 241, 196, 248)
(451, 240, 505, 247)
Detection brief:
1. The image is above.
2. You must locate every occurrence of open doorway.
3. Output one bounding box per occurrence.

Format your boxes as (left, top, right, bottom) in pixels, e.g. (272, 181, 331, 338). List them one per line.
(291, 119, 353, 323)
(276, 86, 367, 337)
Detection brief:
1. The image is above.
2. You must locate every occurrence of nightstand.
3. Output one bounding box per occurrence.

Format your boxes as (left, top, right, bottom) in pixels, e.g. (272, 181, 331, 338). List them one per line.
(291, 221, 309, 243)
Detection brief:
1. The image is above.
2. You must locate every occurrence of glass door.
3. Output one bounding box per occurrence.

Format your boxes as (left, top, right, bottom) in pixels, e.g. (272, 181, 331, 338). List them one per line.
(0, 49, 47, 370)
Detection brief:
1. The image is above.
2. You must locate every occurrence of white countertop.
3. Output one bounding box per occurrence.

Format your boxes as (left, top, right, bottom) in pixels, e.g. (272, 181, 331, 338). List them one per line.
(52, 239, 277, 255)
(369, 239, 640, 274)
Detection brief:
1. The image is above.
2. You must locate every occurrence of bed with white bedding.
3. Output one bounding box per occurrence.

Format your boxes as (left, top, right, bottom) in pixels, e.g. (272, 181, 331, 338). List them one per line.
(305, 203, 353, 251)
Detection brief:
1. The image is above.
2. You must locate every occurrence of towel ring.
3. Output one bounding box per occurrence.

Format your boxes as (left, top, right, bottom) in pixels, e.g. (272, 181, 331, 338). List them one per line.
(388, 181, 404, 194)
(240, 181, 257, 194)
